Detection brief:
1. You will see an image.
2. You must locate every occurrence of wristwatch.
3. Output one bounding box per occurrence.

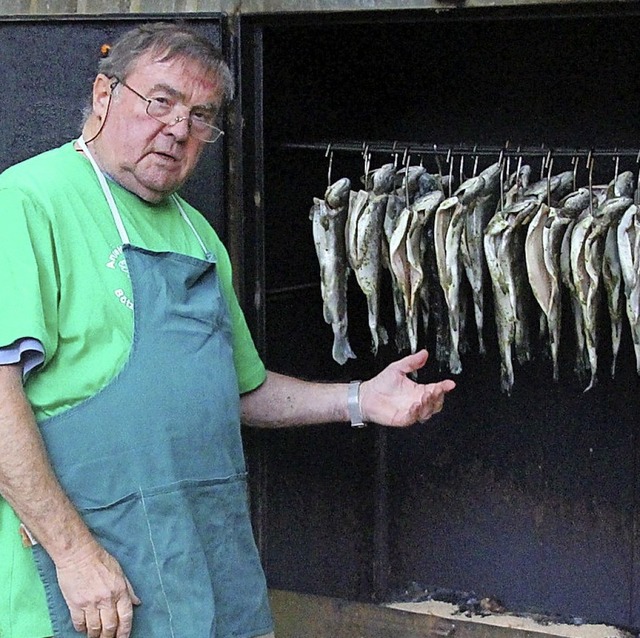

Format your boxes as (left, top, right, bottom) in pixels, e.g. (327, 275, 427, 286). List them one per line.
(348, 380, 367, 428)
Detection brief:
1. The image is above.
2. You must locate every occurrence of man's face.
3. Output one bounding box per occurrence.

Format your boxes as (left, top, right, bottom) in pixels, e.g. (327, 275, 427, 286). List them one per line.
(91, 52, 225, 203)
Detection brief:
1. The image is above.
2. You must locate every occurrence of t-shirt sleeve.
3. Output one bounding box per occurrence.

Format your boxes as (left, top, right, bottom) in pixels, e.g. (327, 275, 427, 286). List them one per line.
(0, 338, 45, 378)
(0, 187, 58, 366)
(216, 244, 267, 394)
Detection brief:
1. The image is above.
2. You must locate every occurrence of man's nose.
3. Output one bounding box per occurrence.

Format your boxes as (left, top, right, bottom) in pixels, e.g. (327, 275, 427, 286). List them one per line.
(165, 115, 191, 140)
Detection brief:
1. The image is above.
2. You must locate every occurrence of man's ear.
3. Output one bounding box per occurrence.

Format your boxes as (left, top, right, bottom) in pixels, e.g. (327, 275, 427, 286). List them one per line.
(92, 74, 115, 119)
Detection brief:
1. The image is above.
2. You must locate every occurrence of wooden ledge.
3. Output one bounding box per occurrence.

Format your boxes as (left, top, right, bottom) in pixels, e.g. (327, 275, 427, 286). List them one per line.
(269, 590, 632, 638)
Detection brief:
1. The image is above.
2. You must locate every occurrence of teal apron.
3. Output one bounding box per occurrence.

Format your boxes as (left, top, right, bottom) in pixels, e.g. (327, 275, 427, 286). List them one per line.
(30, 138, 273, 638)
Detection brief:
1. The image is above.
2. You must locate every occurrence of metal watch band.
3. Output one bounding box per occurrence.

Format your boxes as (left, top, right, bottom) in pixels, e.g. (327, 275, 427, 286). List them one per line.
(348, 380, 367, 428)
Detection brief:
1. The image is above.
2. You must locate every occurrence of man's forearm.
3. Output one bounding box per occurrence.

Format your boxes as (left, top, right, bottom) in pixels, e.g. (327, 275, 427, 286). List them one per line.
(241, 351, 455, 430)
(240, 371, 349, 428)
(0, 364, 97, 564)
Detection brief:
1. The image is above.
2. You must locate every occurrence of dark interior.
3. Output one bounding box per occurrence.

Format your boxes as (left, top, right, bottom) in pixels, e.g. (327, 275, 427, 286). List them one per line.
(249, 4, 640, 630)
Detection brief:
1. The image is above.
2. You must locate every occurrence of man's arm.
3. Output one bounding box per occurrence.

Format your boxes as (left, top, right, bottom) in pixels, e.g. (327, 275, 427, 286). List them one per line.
(240, 349, 455, 429)
(0, 363, 139, 638)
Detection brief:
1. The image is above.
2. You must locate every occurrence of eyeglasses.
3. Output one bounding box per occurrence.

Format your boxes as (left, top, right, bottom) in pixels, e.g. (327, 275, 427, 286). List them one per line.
(111, 77, 224, 144)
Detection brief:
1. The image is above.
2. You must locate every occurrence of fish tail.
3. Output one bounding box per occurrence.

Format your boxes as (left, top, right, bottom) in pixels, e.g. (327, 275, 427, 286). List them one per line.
(332, 333, 356, 365)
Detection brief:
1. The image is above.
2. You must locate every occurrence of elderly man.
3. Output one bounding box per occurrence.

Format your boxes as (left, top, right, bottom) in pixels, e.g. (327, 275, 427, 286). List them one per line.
(0, 22, 455, 638)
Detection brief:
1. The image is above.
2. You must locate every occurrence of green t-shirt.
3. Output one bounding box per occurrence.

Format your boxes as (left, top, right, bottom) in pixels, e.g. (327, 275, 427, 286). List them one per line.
(0, 142, 266, 637)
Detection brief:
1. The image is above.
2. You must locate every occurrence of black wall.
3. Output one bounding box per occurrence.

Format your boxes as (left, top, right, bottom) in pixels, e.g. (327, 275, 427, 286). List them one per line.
(0, 16, 226, 233)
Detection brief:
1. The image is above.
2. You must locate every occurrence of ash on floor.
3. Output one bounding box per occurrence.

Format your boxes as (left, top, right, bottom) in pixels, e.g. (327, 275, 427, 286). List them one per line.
(388, 583, 638, 638)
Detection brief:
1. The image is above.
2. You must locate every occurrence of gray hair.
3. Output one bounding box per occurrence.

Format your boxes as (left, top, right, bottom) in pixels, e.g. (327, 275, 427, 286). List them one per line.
(81, 22, 234, 129)
(98, 22, 234, 102)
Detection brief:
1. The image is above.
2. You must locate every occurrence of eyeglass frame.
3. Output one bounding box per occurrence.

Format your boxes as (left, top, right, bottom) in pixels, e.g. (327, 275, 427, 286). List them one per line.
(110, 76, 225, 144)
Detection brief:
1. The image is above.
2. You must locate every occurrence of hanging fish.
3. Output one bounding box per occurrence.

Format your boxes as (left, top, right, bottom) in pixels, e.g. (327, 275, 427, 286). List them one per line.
(540, 188, 590, 380)
(346, 163, 395, 355)
(502, 164, 532, 208)
(383, 192, 409, 351)
(405, 189, 445, 353)
(434, 170, 487, 375)
(525, 202, 553, 356)
(617, 203, 640, 376)
(434, 196, 465, 373)
(392, 164, 428, 201)
(383, 166, 440, 352)
(603, 221, 624, 377)
(460, 162, 502, 354)
(569, 194, 633, 391)
(485, 198, 539, 393)
(423, 213, 450, 368)
(602, 171, 635, 377)
(310, 177, 356, 365)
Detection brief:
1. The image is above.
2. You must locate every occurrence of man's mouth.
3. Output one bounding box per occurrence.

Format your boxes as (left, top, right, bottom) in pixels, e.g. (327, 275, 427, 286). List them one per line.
(153, 151, 180, 162)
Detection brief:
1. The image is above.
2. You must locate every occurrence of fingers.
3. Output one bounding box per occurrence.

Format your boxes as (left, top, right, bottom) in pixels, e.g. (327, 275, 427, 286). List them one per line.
(392, 349, 429, 376)
(126, 577, 142, 606)
(417, 381, 456, 422)
(73, 598, 134, 638)
(57, 545, 139, 638)
(70, 608, 87, 634)
(84, 608, 102, 638)
(436, 378, 457, 393)
(67, 586, 138, 638)
(115, 594, 135, 638)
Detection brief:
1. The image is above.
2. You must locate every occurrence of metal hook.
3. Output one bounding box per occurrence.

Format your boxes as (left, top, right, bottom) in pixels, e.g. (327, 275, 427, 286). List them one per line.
(325, 143, 333, 187)
(546, 151, 554, 205)
(472, 144, 479, 177)
(540, 148, 552, 181)
(433, 144, 443, 177)
(402, 146, 410, 168)
(516, 155, 524, 197)
(392, 141, 399, 168)
(571, 154, 579, 191)
(613, 150, 620, 182)
(403, 150, 412, 204)
(362, 144, 371, 183)
(587, 150, 594, 216)
(498, 159, 505, 213)
(498, 141, 510, 200)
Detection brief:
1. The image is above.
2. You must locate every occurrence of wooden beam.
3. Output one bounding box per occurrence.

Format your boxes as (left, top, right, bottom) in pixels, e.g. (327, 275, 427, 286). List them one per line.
(269, 590, 630, 638)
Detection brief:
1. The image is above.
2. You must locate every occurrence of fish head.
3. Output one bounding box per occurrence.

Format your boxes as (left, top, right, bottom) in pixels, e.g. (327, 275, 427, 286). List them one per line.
(599, 196, 634, 223)
(560, 187, 591, 214)
(524, 177, 550, 202)
(614, 170, 636, 198)
(414, 189, 445, 216)
(393, 165, 427, 197)
(506, 164, 532, 190)
(437, 195, 460, 213)
(550, 171, 575, 203)
(325, 177, 351, 209)
(370, 163, 397, 195)
(506, 198, 539, 223)
(416, 171, 443, 197)
(455, 174, 485, 203)
(478, 162, 502, 192)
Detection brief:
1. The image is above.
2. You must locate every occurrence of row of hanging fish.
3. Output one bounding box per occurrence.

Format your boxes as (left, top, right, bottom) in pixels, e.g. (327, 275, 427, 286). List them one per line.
(309, 158, 640, 393)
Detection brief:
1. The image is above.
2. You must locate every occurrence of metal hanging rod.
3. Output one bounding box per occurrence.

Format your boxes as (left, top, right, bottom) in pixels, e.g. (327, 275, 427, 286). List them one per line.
(282, 140, 640, 160)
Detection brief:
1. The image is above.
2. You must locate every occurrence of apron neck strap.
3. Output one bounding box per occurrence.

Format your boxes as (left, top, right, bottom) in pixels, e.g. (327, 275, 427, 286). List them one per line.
(77, 136, 130, 245)
(171, 195, 213, 261)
